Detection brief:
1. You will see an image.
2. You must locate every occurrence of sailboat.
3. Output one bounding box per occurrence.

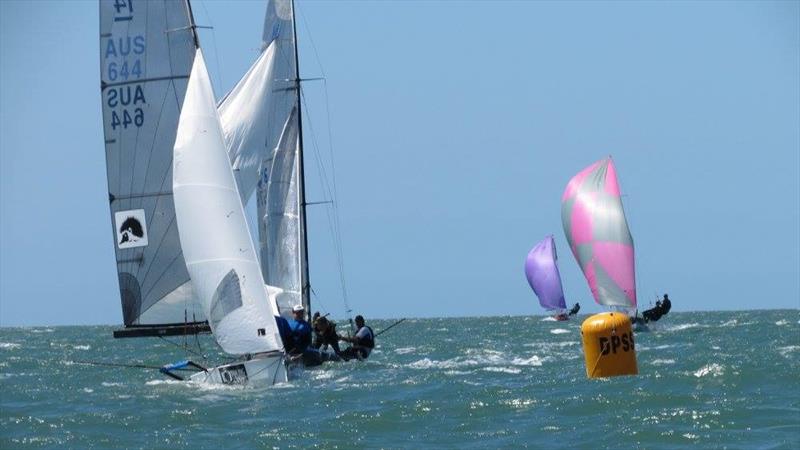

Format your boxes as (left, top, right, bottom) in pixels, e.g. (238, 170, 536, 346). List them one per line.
(524, 236, 571, 321)
(561, 157, 638, 321)
(99, 0, 332, 384)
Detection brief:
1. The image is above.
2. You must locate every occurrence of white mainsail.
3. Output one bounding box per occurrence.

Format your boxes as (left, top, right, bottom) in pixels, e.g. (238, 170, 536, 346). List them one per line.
(99, 0, 205, 327)
(220, 0, 307, 317)
(173, 50, 283, 355)
(258, 107, 302, 316)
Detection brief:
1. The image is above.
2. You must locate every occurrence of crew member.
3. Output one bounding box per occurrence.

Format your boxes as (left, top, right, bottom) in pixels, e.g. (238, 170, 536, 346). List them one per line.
(286, 304, 311, 355)
(568, 302, 581, 316)
(339, 315, 374, 361)
(274, 315, 292, 350)
(312, 314, 342, 355)
(661, 294, 672, 314)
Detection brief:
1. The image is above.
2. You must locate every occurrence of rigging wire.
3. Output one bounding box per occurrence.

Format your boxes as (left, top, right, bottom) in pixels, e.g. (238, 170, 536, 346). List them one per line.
(295, 4, 353, 325)
(197, 0, 225, 95)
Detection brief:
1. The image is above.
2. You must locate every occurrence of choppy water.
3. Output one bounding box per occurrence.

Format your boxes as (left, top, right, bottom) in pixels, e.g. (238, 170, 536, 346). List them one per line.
(1, 310, 798, 449)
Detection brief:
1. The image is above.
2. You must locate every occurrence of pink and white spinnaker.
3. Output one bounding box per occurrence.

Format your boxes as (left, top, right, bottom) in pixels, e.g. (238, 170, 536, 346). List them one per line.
(561, 157, 636, 309)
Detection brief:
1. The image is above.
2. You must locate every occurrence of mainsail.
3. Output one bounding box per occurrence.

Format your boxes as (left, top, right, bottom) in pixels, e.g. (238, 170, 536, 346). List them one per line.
(220, 0, 307, 317)
(173, 50, 283, 355)
(561, 157, 637, 309)
(524, 236, 568, 312)
(99, 0, 206, 330)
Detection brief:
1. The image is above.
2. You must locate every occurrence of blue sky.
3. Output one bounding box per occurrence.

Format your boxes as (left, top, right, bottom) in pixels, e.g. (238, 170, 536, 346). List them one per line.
(1, 1, 798, 327)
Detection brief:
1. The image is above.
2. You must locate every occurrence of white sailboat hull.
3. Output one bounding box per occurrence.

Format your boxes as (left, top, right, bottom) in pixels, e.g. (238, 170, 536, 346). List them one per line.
(189, 353, 289, 386)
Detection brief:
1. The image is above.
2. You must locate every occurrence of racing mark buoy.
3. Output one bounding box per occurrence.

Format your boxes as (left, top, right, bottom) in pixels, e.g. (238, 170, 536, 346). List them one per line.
(580, 312, 638, 378)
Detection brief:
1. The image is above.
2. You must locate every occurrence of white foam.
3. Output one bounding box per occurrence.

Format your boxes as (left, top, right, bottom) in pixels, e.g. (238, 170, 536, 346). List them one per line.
(72, 345, 91, 350)
(668, 323, 700, 331)
(693, 363, 724, 378)
(510, 355, 544, 366)
(31, 328, 55, 333)
(541, 316, 557, 322)
(777, 345, 800, 358)
(0, 343, 20, 350)
(101, 381, 124, 387)
(550, 328, 570, 335)
(482, 366, 521, 374)
(775, 320, 788, 326)
(651, 359, 675, 365)
(83, 388, 94, 393)
(394, 347, 416, 355)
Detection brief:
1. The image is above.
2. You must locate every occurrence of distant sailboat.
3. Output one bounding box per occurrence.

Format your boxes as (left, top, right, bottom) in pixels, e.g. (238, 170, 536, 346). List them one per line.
(524, 236, 571, 321)
(561, 157, 637, 317)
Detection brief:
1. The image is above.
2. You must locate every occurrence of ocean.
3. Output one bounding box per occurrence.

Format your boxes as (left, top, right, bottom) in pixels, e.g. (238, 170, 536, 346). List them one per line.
(1, 310, 798, 449)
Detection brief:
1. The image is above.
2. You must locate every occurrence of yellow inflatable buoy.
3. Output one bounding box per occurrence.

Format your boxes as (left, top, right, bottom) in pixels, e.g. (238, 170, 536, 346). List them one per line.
(580, 312, 638, 378)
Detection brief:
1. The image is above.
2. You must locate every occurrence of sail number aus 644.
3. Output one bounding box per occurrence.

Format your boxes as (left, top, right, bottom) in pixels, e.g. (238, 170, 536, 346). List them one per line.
(107, 85, 145, 130)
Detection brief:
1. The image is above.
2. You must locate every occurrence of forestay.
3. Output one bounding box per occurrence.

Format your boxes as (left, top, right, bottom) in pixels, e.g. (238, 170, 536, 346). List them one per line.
(172, 50, 283, 355)
(524, 236, 568, 312)
(99, 0, 204, 327)
(561, 158, 637, 309)
(220, 0, 306, 317)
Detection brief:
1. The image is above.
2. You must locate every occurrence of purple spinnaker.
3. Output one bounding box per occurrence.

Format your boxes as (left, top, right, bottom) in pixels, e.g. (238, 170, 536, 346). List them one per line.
(525, 236, 567, 311)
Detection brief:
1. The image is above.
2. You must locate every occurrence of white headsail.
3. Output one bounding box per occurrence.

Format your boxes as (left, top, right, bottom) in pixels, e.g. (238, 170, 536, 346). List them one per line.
(99, 0, 204, 328)
(173, 50, 283, 355)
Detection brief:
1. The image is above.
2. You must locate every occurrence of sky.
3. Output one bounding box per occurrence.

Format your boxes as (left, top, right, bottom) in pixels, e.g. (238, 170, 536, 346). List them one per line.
(0, 0, 798, 327)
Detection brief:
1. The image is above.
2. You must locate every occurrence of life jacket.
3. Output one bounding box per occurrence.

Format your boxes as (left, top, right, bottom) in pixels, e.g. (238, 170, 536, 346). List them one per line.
(356, 326, 375, 349)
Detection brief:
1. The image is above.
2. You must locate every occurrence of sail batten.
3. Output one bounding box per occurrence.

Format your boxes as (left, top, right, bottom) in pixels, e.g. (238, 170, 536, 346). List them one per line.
(561, 157, 637, 308)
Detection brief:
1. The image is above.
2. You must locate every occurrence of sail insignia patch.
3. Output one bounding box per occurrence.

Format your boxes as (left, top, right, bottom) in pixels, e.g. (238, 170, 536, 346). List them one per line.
(115, 209, 148, 249)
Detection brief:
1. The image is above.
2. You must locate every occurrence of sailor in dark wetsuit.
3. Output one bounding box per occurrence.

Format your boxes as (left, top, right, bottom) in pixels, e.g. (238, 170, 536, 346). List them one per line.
(339, 315, 374, 361)
(568, 302, 581, 316)
(661, 294, 672, 314)
(311, 315, 342, 356)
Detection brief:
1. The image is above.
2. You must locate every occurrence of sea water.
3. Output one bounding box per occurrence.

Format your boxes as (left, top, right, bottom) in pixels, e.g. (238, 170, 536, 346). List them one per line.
(1, 310, 798, 449)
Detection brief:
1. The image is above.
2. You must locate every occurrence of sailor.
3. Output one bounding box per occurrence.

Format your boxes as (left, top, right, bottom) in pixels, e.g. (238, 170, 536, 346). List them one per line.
(661, 294, 672, 314)
(311, 314, 342, 355)
(286, 305, 311, 355)
(568, 302, 581, 316)
(274, 314, 292, 350)
(339, 315, 375, 361)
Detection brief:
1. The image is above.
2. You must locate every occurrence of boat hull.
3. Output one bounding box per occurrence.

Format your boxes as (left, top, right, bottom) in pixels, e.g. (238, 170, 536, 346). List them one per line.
(189, 353, 288, 386)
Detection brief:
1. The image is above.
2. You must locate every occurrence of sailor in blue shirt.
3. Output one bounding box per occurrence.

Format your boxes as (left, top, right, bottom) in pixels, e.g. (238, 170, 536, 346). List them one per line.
(286, 304, 311, 355)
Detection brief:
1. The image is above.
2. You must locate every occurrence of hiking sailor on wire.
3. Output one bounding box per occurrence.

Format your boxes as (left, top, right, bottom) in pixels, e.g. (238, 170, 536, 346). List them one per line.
(339, 315, 374, 361)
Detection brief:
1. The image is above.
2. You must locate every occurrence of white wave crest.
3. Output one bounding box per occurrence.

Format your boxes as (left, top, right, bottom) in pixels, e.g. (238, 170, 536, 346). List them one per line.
(31, 328, 55, 333)
(668, 323, 700, 331)
(510, 355, 544, 366)
(693, 363, 724, 378)
(0, 342, 21, 350)
(775, 320, 788, 326)
(777, 345, 800, 358)
(483, 366, 522, 374)
(72, 345, 91, 350)
(540, 316, 557, 322)
(651, 359, 675, 365)
(394, 347, 416, 355)
(550, 328, 570, 335)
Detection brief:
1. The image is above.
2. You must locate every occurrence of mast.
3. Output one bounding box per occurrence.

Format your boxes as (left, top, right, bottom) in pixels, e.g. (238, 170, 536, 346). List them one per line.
(290, 0, 312, 318)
